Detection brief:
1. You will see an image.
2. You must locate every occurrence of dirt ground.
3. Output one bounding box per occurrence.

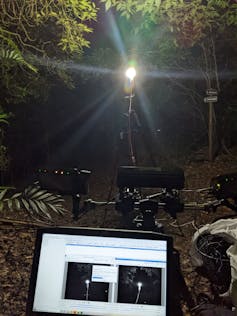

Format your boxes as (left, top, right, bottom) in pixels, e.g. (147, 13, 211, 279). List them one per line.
(1, 150, 237, 316)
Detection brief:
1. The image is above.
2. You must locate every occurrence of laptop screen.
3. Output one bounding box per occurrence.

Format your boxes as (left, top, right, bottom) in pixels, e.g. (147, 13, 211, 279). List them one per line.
(26, 227, 172, 316)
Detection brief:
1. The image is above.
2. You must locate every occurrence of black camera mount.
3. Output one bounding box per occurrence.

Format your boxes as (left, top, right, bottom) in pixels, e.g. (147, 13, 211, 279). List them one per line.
(115, 166, 185, 231)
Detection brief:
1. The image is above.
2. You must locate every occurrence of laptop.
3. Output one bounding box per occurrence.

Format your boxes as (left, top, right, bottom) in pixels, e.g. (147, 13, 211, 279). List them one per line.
(26, 227, 172, 316)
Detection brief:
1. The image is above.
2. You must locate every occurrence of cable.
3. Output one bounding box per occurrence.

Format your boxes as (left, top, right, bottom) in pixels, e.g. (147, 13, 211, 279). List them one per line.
(182, 187, 211, 193)
(170, 219, 196, 228)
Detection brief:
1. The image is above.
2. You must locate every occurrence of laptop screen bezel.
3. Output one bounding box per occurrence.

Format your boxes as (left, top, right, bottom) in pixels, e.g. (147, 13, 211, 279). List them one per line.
(26, 227, 173, 316)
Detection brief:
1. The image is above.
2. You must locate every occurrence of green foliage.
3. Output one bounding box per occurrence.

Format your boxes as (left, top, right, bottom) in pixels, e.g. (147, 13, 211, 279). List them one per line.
(100, 0, 237, 47)
(0, 0, 98, 55)
(101, 0, 162, 19)
(0, 0, 99, 104)
(0, 0, 236, 104)
(0, 184, 66, 221)
(0, 38, 40, 103)
(0, 111, 9, 125)
(0, 45, 37, 73)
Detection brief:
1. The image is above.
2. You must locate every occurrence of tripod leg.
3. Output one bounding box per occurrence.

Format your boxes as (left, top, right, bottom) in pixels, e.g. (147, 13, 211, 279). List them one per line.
(72, 194, 81, 220)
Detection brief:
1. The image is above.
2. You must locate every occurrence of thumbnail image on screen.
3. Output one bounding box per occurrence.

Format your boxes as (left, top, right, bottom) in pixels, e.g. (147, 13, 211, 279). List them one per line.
(65, 262, 109, 302)
(118, 266, 162, 305)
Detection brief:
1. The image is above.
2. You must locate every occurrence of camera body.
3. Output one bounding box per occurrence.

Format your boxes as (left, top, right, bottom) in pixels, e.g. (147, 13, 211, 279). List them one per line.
(117, 166, 185, 190)
(37, 167, 91, 195)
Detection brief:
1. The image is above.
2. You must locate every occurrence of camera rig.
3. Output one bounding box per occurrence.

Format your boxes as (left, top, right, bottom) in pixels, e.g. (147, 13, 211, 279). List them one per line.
(36, 166, 237, 227)
(82, 167, 237, 231)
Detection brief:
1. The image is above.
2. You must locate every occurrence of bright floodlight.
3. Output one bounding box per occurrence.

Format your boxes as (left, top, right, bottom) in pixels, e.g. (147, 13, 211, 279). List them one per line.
(125, 67, 136, 81)
(137, 282, 142, 289)
(85, 280, 90, 285)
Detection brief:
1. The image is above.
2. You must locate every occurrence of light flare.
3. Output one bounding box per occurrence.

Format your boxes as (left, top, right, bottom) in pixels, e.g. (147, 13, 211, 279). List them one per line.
(125, 67, 136, 81)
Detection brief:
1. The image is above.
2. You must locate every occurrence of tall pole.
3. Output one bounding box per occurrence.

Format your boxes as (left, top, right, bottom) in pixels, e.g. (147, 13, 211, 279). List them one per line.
(208, 101, 214, 161)
(205, 88, 217, 161)
(128, 83, 136, 165)
(125, 67, 137, 166)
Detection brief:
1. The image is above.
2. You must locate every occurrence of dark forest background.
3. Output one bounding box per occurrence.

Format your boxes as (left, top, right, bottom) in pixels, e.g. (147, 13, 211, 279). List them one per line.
(5, 69, 237, 185)
(1, 0, 237, 186)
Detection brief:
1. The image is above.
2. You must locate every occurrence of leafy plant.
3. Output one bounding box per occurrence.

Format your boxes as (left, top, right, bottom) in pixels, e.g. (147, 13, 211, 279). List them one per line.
(0, 184, 66, 222)
(0, 0, 99, 104)
(0, 45, 37, 73)
(0, 111, 9, 125)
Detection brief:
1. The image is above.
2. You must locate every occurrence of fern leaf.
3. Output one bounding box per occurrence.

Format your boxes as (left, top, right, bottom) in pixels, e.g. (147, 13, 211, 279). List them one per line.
(0, 188, 8, 200)
(41, 195, 64, 203)
(34, 200, 52, 219)
(1, 183, 65, 220)
(14, 198, 21, 210)
(28, 199, 39, 213)
(21, 198, 30, 211)
(11, 192, 22, 199)
(47, 203, 60, 214)
(40, 206, 52, 220)
(30, 191, 51, 200)
(24, 185, 40, 196)
(34, 199, 48, 213)
(7, 198, 13, 210)
(24, 185, 41, 198)
(54, 205, 66, 215)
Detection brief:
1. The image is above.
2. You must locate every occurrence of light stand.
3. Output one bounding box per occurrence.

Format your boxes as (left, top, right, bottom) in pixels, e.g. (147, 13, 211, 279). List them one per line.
(85, 279, 90, 300)
(125, 67, 137, 166)
(135, 282, 142, 304)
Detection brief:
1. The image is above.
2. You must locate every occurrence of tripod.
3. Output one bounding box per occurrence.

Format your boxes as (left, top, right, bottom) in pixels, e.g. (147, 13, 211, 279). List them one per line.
(123, 67, 142, 166)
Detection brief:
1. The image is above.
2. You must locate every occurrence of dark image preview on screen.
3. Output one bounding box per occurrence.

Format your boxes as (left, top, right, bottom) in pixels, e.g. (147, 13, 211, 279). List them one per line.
(65, 262, 110, 301)
(118, 266, 162, 305)
(30, 230, 169, 316)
